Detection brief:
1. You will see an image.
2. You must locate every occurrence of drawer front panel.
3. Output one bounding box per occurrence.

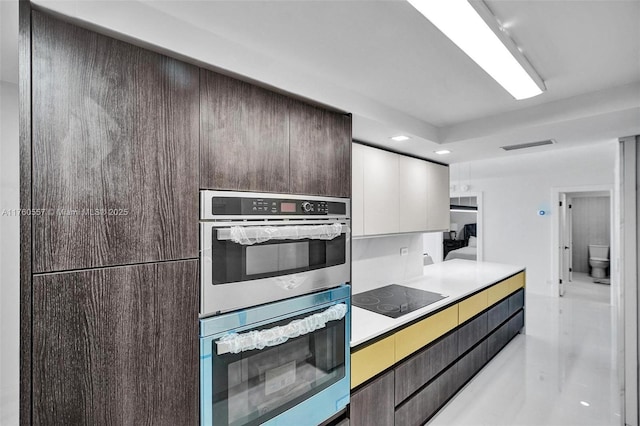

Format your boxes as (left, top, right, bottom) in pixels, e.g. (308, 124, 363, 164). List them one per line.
(395, 365, 457, 426)
(487, 298, 509, 332)
(487, 272, 525, 305)
(508, 309, 525, 338)
(351, 335, 396, 389)
(487, 321, 510, 360)
(456, 340, 487, 387)
(395, 331, 458, 404)
(394, 305, 459, 362)
(458, 290, 488, 324)
(508, 288, 525, 316)
(457, 312, 488, 356)
(351, 370, 395, 426)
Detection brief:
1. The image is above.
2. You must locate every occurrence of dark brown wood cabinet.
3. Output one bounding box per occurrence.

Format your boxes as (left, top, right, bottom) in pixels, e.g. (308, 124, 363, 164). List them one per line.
(394, 331, 458, 404)
(289, 101, 351, 197)
(32, 260, 199, 426)
(200, 69, 290, 193)
(350, 371, 395, 426)
(31, 11, 199, 273)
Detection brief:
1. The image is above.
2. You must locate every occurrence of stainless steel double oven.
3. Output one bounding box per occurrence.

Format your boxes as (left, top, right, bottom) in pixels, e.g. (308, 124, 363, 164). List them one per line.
(199, 191, 351, 426)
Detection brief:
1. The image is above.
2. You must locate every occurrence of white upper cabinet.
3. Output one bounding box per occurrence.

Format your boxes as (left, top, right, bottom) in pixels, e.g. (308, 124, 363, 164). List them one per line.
(352, 143, 449, 237)
(362, 145, 400, 235)
(426, 161, 450, 231)
(399, 155, 428, 232)
(351, 143, 365, 236)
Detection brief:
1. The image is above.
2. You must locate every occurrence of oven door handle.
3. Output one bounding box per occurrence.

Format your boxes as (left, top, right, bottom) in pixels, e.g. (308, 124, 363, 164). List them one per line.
(216, 223, 349, 245)
(215, 303, 348, 355)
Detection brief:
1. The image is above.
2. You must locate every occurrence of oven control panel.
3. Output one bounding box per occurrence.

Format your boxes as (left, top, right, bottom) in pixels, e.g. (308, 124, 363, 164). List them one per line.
(211, 196, 346, 216)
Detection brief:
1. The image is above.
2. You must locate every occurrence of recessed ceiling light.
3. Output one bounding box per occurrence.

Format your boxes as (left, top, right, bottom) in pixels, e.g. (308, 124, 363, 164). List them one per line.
(435, 150, 451, 155)
(391, 135, 410, 142)
(580, 401, 590, 407)
(407, 0, 545, 100)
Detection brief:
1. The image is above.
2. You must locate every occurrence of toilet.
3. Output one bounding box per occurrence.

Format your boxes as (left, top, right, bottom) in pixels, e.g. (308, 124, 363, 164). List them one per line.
(588, 244, 610, 279)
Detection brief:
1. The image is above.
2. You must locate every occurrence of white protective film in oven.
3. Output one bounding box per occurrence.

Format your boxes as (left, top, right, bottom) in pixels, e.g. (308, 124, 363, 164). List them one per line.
(227, 223, 344, 245)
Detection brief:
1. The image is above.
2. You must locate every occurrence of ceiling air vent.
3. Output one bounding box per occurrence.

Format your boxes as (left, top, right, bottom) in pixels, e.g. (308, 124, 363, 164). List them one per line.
(501, 139, 556, 151)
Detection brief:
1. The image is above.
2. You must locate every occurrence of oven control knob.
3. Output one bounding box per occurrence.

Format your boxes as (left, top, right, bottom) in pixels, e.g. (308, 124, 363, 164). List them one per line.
(302, 201, 313, 213)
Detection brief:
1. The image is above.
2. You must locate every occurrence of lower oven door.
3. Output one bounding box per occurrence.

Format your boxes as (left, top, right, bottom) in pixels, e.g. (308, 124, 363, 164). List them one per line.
(200, 220, 350, 316)
(200, 286, 350, 426)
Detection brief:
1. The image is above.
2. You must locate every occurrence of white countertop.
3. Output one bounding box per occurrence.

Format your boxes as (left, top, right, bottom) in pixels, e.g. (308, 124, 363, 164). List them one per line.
(351, 260, 525, 347)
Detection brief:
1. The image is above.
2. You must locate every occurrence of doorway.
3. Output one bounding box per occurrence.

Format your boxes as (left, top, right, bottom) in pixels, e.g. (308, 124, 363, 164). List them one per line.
(556, 188, 612, 301)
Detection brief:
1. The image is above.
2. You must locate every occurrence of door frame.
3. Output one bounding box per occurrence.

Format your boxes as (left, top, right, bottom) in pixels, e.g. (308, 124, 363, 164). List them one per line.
(450, 191, 483, 261)
(550, 184, 614, 299)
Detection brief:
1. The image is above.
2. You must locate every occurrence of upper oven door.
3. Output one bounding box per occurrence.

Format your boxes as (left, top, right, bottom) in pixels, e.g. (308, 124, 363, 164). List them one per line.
(200, 220, 351, 316)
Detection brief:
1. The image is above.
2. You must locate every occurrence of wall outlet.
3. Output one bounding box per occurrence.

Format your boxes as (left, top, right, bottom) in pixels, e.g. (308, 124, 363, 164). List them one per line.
(400, 247, 409, 256)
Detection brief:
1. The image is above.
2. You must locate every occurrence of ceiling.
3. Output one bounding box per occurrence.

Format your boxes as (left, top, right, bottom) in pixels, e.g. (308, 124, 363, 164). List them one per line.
(27, 0, 640, 163)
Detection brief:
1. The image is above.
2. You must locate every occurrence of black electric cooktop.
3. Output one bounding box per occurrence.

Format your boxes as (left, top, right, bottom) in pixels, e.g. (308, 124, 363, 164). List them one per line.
(352, 284, 448, 318)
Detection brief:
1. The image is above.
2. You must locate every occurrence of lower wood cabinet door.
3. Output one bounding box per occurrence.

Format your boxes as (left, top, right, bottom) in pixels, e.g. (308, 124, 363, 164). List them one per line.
(395, 365, 458, 426)
(487, 298, 509, 332)
(32, 260, 199, 425)
(395, 331, 458, 404)
(509, 309, 525, 338)
(457, 312, 488, 356)
(487, 321, 510, 360)
(350, 370, 394, 426)
(509, 289, 525, 316)
(456, 340, 487, 388)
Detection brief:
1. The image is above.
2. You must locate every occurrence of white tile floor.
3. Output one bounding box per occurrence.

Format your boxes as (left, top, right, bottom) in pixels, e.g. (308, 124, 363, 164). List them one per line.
(429, 273, 621, 426)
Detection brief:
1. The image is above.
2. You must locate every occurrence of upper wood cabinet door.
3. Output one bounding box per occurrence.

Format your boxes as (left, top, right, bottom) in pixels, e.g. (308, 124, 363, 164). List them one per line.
(289, 101, 351, 197)
(362, 146, 399, 235)
(426, 162, 450, 231)
(200, 69, 290, 193)
(31, 12, 199, 273)
(399, 155, 429, 232)
(32, 260, 198, 425)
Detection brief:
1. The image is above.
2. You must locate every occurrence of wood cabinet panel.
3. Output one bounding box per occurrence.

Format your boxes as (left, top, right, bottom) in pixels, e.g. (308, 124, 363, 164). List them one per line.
(509, 310, 525, 338)
(487, 298, 509, 332)
(352, 143, 365, 236)
(395, 305, 458, 362)
(487, 321, 510, 360)
(289, 101, 351, 197)
(31, 12, 199, 272)
(398, 156, 428, 232)
(395, 365, 457, 426)
(425, 162, 450, 231)
(363, 145, 399, 235)
(456, 340, 487, 387)
(200, 69, 289, 193)
(351, 336, 396, 389)
(458, 290, 488, 324)
(509, 288, 525, 317)
(395, 331, 458, 404)
(350, 370, 394, 426)
(32, 260, 199, 426)
(458, 312, 488, 356)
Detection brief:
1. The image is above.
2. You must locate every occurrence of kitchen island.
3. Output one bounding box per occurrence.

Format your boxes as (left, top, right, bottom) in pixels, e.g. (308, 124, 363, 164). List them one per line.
(349, 259, 526, 426)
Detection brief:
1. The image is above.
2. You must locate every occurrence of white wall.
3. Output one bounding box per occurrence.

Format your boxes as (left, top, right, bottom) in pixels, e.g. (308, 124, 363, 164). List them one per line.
(0, 0, 19, 424)
(451, 142, 616, 296)
(422, 232, 443, 263)
(352, 234, 424, 294)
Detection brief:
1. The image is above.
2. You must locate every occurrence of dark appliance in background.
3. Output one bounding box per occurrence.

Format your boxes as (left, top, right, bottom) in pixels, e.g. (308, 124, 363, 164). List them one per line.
(199, 190, 351, 316)
(200, 285, 351, 426)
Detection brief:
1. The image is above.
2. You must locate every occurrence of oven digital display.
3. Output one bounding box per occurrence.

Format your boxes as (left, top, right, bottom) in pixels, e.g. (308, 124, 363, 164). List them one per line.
(280, 202, 296, 213)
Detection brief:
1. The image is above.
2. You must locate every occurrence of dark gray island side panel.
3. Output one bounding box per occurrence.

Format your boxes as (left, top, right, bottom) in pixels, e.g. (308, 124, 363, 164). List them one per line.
(31, 11, 199, 273)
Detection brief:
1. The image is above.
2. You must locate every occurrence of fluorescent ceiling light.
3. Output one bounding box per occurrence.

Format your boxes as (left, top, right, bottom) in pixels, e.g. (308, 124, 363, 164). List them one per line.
(407, 0, 545, 100)
(391, 135, 410, 141)
(435, 150, 451, 155)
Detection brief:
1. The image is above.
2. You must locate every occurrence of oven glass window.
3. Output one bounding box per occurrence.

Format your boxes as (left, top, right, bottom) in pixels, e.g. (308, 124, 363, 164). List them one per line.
(211, 230, 346, 285)
(210, 308, 346, 426)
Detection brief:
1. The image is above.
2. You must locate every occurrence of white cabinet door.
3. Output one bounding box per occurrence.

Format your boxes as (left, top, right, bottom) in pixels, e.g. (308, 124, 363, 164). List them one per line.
(399, 155, 428, 232)
(363, 145, 399, 235)
(426, 162, 450, 231)
(351, 143, 365, 236)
